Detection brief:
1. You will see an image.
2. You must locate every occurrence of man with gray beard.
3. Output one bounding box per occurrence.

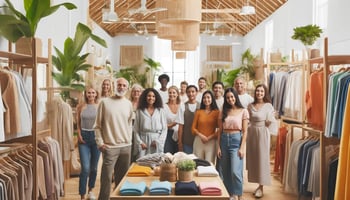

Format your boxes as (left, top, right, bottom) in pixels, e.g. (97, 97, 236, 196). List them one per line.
(94, 77, 134, 200)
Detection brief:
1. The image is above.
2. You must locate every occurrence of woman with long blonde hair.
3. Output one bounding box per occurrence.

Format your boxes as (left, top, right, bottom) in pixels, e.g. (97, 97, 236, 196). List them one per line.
(76, 85, 100, 200)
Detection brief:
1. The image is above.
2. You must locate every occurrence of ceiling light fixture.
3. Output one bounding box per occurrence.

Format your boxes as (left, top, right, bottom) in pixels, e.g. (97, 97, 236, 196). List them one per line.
(102, 0, 118, 23)
(240, 0, 255, 15)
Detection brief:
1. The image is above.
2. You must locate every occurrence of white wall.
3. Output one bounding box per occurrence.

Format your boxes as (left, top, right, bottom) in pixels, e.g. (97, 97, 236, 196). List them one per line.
(243, 0, 350, 60)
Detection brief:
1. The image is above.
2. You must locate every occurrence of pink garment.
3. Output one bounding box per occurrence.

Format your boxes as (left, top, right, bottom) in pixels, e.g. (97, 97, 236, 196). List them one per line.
(198, 181, 222, 196)
(222, 109, 249, 130)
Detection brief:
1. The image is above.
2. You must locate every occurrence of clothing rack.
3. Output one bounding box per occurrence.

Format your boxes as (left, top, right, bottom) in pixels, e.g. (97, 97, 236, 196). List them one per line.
(0, 38, 52, 199)
(307, 37, 350, 200)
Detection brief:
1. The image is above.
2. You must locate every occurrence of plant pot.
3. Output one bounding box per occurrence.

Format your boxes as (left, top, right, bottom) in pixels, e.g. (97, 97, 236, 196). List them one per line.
(310, 49, 320, 59)
(15, 37, 42, 56)
(177, 170, 193, 182)
(160, 163, 177, 182)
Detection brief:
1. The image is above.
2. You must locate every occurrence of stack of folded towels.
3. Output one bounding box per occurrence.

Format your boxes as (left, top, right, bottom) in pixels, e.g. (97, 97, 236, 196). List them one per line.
(198, 181, 222, 196)
(197, 165, 219, 176)
(127, 164, 153, 176)
(149, 181, 172, 195)
(119, 181, 147, 196)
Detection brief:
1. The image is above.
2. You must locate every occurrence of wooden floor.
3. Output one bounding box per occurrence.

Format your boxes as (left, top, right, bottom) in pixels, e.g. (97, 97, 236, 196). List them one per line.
(61, 155, 298, 200)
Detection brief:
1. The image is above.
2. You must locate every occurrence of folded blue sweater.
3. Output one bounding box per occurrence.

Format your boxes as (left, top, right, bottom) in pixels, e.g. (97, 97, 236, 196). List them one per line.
(119, 181, 147, 196)
(149, 181, 172, 195)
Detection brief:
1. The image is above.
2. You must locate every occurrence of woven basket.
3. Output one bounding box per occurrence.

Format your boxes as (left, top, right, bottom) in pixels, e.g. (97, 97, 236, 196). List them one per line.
(160, 163, 177, 182)
(177, 170, 193, 182)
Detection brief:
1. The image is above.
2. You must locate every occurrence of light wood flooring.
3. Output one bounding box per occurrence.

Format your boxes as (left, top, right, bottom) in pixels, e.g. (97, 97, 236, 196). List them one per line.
(60, 156, 298, 200)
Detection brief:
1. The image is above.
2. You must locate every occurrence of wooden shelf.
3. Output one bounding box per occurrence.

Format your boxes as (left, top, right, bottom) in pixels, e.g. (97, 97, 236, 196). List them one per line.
(309, 55, 350, 65)
(0, 50, 49, 64)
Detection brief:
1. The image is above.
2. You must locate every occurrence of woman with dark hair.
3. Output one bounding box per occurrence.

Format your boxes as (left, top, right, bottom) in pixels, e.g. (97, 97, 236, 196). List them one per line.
(217, 88, 249, 200)
(192, 90, 220, 164)
(246, 84, 277, 198)
(133, 88, 167, 158)
(76, 85, 100, 200)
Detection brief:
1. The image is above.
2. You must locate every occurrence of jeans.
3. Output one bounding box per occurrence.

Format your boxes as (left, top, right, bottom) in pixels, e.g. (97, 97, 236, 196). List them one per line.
(78, 130, 101, 195)
(220, 132, 243, 196)
(164, 129, 178, 154)
(183, 144, 193, 154)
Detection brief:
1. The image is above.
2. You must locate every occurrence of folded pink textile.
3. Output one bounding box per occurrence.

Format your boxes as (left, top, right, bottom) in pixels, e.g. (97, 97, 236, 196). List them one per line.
(198, 181, 222, 196)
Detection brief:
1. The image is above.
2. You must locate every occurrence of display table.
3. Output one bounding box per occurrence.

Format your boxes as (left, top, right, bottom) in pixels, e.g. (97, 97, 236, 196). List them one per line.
(110, 163, 230, 199)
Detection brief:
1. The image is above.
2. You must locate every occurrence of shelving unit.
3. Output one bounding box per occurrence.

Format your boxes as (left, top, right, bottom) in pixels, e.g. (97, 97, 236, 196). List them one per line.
(266, 49, 308, 123)
(307, 37, 350, 200)
(0, 38, 52, 199)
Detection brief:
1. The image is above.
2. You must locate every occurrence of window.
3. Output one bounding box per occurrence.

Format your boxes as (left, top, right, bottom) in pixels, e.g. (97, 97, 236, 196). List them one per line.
(313, 0, 328, 30)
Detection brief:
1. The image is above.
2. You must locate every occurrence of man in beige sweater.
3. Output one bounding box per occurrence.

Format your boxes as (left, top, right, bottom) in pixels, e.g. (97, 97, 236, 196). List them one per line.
(94, 77, 134, 200)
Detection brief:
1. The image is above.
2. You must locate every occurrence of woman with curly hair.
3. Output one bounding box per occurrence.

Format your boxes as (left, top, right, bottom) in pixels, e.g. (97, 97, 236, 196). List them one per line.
(133, 88, 167, 158)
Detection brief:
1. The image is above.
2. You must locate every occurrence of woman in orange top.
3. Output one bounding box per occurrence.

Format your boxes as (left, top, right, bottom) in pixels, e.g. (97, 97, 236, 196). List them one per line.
(192, 90, 220, 164)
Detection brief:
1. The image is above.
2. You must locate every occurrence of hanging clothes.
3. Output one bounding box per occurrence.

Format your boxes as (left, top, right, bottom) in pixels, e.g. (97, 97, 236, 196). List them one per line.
(334, 87, 350, 200)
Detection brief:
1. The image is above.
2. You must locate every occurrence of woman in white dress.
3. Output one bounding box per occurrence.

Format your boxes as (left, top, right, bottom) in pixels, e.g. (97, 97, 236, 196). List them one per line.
(246, 84, 277, 198)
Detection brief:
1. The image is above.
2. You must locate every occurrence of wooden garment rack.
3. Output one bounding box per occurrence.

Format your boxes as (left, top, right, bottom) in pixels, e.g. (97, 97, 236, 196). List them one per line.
(307, 37, 350, 200)
(0, 38, 52, 199)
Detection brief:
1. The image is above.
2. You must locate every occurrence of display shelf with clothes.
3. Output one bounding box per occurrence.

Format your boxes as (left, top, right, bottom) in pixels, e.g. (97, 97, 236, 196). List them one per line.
(306, 37, 350, 200)
(267, 50, 308, 123)
(0, 38, 53, 199)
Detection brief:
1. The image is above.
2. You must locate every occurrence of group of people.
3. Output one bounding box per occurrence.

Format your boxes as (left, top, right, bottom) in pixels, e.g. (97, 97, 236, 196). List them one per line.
(75, 74, 277, 200)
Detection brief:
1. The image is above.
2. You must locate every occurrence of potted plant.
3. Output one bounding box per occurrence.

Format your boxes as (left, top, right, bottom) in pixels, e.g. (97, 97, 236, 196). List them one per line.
(0, 0, 76, 55)
(176, 159, 196, 182)
(0, 0, 76, 42)
(239, 48, 258, 80)
(143, 57, 162, 88)
(52, 23, 107, 101)
(291, 24, 323, 58)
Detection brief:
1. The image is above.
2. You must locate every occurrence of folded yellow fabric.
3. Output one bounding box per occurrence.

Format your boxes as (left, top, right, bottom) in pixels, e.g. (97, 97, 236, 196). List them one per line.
(127, 164, 153, 177)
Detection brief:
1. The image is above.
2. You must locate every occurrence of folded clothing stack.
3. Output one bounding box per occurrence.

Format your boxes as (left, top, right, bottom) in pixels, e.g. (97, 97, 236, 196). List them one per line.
(175, 181, 199, 195)
(197, 165, 219, 177)
(119, 181, 147, 196)
(127, 164, 153, 176)
(149, 181, 172, 195)
(193, 158, 211, 167)
(198, 181, 222, 196)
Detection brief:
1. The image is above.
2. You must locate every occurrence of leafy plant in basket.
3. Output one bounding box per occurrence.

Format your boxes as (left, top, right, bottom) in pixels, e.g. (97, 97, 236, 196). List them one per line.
(0, 0, 76, 42)
(177, 159, 196, 171)
(52, 23, 107, 101)
(291, 24, 323, 47)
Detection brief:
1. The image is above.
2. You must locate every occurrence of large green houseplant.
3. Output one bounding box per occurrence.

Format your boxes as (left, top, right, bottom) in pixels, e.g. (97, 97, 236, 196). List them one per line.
(0, 0, 76, 42)
(52, 23, 107, 101)
(239, 48, 257, 80)
(291, 24, 323, 47)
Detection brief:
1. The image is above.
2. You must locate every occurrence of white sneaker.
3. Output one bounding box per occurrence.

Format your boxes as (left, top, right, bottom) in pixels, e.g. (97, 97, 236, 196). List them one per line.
(87, 192, 96, 200)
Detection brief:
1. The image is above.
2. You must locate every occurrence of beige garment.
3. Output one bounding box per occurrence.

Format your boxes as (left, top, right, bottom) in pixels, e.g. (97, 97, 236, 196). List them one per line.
(37, 154, 47, 199)
(48, 97, 74, 161)
(246, 103, 275, 185)
(0, 70, 21, 137)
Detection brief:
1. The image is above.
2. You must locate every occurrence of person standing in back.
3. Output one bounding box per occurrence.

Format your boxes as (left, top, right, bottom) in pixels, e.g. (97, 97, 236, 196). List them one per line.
(196, 77, 207, 103)
(100, 78, 113, 98)
(77, 86, 100, 200)
(212, 81, 225, 110)
(176, 85, 199, 154)
(179, 81, 188, 103)
(234, 77, 254, 108)
(157, 74, 170, 104)
(94, 78, 134, 200)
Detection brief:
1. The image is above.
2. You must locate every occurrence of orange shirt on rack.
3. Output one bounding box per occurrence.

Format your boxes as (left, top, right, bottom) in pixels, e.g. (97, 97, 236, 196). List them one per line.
(305, 70, 324, 130)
